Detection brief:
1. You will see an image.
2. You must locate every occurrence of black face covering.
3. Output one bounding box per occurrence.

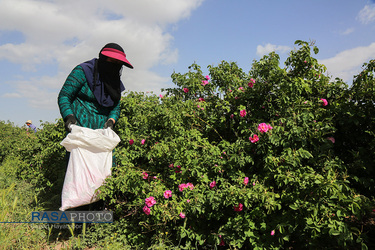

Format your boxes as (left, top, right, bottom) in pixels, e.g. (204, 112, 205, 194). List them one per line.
(80, 43, 129, 107)
(97, 58, 123, 104)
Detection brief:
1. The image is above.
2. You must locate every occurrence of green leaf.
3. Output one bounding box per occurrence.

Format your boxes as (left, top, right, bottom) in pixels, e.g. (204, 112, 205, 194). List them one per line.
(329, 228, 341, 236)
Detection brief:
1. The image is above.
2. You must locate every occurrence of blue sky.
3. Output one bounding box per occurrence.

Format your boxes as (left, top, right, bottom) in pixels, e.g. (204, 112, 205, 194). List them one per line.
(1, 0, 375, 128)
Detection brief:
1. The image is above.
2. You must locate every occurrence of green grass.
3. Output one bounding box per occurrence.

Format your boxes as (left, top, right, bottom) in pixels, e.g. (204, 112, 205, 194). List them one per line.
(0, 157, 72, 249)
(0, 179, 48, 249)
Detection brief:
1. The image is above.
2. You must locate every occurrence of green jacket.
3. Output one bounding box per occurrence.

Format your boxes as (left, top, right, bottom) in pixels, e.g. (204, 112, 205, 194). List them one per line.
(58, 65, 121, 129)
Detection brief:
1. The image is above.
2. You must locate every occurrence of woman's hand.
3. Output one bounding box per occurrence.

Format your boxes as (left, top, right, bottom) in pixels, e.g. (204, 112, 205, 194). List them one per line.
(104, 118, 115, 129)
(64, 114, 77, 132)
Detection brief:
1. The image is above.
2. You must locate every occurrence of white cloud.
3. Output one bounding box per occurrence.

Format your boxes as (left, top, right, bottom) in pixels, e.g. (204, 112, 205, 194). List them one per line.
(2, 93, 22, 98)
(357, 5, 375, 24)
(319, 42, 375, 82)
(341, 28, 355, 35)
(4, 78, 59, 109)
(256, 43, 291, 57)
(0, 0, 204, 112)
(100, 0, 205, 26)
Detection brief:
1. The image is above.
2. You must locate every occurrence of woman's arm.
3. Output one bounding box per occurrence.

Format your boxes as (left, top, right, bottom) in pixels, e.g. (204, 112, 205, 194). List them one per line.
(57, 66, 86, 119)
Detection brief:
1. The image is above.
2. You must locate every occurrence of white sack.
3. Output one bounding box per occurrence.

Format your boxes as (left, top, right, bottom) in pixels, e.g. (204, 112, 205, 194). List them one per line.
(59, 125, 121, 211)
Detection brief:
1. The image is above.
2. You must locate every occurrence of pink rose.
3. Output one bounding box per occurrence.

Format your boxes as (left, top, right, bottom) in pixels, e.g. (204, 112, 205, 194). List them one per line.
(219, 235, 225, 246)
(248, 78, 255, 88)
(187, 182, 194, 190)
(179, 183, 186, 192)
(209, 181, 216, 189)
(141, 139, 146, 145)
(142, 172, 148, 179)
(163, 190, 172, 199)
(249, 134, 259, 143)
(173, 165, 181, 172)
(244, 177, 249, 185)
(238, 87, 244, 92)
(230, 114, 234, 119)
(198, 97, 205, 102)
(143, 205, 151, 215)
(258, 123, 269, 133)
(234, 203, 243, 212)
(129, 139, 134, 145)
(179, 212, 186, 219)
(201, 80, 209, 86)
(271, 230, 275, 236)
(145, 196, 156, 208)
(159, 94, 163, 98)
(321, 98, 328, 106)
(179, 183, 194, 191)
(183, 88, 189, 93)
(327, 137, 335, 143)
(240, 109, 246, 117)
(205, 75, 210, 80)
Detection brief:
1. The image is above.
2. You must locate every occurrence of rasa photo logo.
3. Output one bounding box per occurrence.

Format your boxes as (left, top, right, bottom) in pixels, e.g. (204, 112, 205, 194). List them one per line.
(31, 211, 113, 223)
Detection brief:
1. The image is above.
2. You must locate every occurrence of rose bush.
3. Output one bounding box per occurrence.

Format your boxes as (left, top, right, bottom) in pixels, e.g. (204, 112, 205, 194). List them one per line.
(94, 41, 374, 249)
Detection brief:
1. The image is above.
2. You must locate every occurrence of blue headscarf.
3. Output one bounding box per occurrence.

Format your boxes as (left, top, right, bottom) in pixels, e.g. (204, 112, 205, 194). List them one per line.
(80, 58, 125, 107)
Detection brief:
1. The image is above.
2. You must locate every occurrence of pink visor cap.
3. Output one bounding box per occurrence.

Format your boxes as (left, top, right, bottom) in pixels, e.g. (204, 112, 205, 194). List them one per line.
(101, 47, 133, 69)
